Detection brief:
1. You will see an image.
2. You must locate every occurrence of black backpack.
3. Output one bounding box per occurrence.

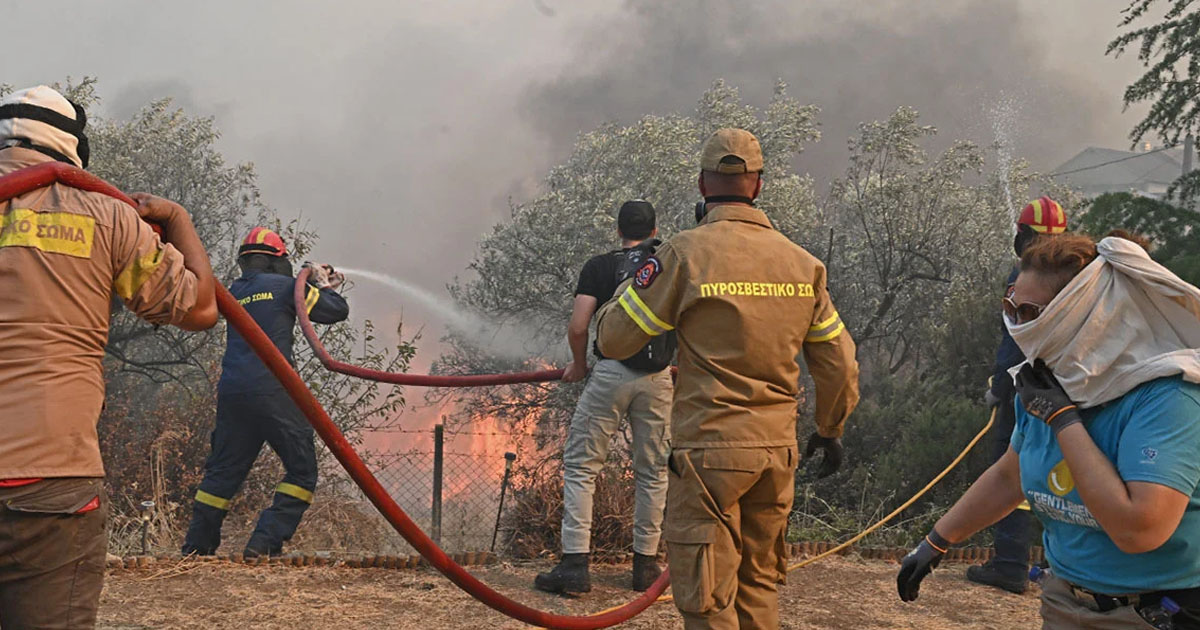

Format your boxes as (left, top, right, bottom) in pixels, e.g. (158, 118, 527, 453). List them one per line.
(611, 244, 677, 373)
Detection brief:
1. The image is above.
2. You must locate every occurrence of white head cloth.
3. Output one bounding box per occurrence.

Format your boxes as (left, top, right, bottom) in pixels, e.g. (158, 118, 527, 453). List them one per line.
(1007, 237, 1200, 408)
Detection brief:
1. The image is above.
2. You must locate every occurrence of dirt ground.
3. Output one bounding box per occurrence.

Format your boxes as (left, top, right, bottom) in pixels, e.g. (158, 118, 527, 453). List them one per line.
(98, 556, 1039, 629)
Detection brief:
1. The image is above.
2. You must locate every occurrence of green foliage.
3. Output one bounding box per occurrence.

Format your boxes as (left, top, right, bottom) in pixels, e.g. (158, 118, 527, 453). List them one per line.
(821, 107, 1014, 377)
(1109, 0, 1200, 204)
(1076, 192, 1200, 285)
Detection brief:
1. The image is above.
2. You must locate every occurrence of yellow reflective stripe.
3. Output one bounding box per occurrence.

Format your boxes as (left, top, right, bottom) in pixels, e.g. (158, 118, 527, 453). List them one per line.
(1016, 500, 1031, 511)
(618, 293, 658, 336)
(810, 312, 840, 332)
(257, 229, 272, 244)
(806, 321, 845, 343)
(276, 483, 314, 503)
(305, 285, 320, 314)
(195, 490, 231, 511)
(114, 247, 166, 300)
(1032, 199, 1043, 225)
(0, 209, 95, 258)
(624, 286, 673, 332)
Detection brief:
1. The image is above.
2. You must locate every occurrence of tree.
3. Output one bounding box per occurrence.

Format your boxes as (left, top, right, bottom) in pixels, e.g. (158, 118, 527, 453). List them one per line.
(2, 79, 419, 548)
(438, 81, 1040, 552)
(818, 107, 1050, 381)
(436, 80, 820, 436)
(1108, 0, 1200, 203)
(1076, 192, 1200, 284)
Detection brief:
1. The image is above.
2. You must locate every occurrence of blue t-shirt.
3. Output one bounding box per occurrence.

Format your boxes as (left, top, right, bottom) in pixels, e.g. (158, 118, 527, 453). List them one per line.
(1012, 376, 1200, 595)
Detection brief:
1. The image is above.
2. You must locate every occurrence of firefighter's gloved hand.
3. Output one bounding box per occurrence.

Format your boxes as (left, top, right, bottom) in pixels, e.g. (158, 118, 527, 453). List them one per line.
(803, 432, 843, 478)
(897, 529, 949, 602)
(619, 238, 662, 282)
(1015, 359, 1082, 436)
(305, 262, 333, 289)
(984, 387, 1000, 409)
(322, 264, 345, 290)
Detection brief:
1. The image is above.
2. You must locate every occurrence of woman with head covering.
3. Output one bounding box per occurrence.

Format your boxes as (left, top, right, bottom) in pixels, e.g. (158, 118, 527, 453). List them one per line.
(897, 233, 1200, 629)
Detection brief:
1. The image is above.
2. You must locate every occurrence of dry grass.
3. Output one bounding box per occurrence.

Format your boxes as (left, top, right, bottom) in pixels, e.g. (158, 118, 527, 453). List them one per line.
(98, 555, 1038, 629)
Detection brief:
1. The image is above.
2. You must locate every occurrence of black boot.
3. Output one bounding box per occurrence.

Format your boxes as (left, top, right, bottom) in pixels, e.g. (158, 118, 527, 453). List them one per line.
(180, 544, 215, 557)
(534, 553, 591, 595)
(632, 553, 662, 592)
(967, 560, 1028, 594)
(243, 543, 283, 560)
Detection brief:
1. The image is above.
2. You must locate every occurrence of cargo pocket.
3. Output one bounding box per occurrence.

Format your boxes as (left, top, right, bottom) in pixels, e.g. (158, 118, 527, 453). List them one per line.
(774, 524, 789, 585)
(664, 520, 721, 615)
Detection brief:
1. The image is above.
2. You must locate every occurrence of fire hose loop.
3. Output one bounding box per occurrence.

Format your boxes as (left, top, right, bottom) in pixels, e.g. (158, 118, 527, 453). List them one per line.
(295, 266, 563, 386)
(0, 163, 996, 628)
(0, 163, 667, 629)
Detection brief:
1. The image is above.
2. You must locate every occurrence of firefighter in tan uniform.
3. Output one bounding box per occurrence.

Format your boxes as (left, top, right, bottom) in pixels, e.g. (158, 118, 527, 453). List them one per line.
(0, 86, 217, 630)
(597, 128, 859, 630)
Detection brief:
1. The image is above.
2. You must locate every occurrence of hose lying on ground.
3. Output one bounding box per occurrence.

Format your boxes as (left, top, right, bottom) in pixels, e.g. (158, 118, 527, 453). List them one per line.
(574, 405, 997, 620)
(295, 267, 564, 387)
(0, 163, 668, 630)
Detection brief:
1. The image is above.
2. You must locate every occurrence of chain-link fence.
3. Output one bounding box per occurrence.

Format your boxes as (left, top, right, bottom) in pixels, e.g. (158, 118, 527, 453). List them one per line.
(366, 424, 520, 554)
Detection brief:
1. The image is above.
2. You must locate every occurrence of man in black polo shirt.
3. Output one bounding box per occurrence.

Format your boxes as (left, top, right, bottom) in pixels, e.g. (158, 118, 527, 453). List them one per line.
(535, 200, 675, 595)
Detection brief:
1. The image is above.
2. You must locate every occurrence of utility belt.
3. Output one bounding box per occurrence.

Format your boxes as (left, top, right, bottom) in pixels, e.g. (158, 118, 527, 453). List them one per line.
(1066, 578, 1200, 625)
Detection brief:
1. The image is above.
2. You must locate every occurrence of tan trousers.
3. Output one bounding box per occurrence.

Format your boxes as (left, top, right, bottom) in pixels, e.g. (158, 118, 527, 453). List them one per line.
(664, 446, 795, 630)
(0, 478, 107, 630)
(1040, 573, 1165, 629)
(561, 360, 672, 555)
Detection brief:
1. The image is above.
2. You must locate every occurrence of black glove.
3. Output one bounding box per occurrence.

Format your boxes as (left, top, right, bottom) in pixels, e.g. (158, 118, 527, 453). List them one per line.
(803, 432, 844, 478)
(897, 529, 949, 602)
(619, 238, 662, 282)
(1014, 359, 1082, 435)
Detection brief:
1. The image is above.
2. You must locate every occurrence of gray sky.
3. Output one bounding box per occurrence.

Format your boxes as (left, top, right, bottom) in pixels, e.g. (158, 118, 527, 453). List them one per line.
(3, 0, 1147, 374)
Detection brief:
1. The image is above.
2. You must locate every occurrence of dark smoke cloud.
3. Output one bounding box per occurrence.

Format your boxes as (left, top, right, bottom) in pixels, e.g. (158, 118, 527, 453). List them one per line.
(0, 0, 1143, 370)
(523, 0, 1138, 182)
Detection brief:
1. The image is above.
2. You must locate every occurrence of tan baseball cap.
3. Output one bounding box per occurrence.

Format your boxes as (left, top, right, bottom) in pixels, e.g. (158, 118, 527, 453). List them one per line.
(700, 128, 763, 174)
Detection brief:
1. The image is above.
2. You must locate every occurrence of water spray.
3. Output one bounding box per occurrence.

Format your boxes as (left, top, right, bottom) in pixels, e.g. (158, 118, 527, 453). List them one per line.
(987, 92, 1024, 227)
(336, 266, 550, 361)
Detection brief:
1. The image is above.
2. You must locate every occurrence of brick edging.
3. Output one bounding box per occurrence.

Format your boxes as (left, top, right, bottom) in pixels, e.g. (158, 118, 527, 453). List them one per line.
(106, 542, 1047, 572)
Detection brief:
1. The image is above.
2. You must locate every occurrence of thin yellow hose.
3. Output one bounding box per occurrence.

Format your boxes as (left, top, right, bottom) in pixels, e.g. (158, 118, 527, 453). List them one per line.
(567, 405, 997, 619)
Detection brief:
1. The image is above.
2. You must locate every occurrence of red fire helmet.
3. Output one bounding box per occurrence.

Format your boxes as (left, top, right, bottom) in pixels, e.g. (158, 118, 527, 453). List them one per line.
(1017, 197, 1067, 234)
(238, 227, 288, 257)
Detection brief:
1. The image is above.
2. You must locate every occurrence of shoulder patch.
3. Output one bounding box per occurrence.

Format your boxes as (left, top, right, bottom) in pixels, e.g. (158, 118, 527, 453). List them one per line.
(634, 256, 662, 289)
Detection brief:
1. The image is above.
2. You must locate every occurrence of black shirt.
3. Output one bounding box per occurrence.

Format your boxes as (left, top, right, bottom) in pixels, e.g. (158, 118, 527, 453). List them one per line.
(575, 249, 631, 359)
(574, 249, 628, 303)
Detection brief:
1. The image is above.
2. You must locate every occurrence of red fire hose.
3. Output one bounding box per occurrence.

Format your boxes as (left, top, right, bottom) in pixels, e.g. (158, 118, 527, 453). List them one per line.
(296, 268, 563, 386)
(0, 163, 669, 629)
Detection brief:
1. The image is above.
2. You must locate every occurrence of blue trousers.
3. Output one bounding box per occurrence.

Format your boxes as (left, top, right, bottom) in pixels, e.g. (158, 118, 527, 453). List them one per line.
(183, 389, 317, 555)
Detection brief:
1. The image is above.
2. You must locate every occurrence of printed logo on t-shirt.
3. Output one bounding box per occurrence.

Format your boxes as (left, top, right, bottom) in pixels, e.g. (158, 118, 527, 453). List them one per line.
(1141, 447, 1159, 465)
(1027, 489, 1102, 529)
(1048, 460, 1075, 497)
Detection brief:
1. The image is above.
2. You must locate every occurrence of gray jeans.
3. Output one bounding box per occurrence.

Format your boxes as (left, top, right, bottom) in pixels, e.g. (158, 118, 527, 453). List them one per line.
(561, 359, 672, 555)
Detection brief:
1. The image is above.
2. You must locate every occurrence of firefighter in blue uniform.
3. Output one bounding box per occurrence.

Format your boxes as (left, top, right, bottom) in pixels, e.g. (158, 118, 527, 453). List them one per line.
(182, 227, 349, 557)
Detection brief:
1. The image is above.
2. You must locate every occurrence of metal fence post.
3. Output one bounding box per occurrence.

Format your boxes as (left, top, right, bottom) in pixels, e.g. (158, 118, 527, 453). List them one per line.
(432, 422, 444, 547)
(491, 452, 516, 552)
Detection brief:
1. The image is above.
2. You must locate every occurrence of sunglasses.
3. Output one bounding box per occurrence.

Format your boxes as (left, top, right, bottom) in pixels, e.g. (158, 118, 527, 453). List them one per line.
(1003, 296, 1046, 325)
